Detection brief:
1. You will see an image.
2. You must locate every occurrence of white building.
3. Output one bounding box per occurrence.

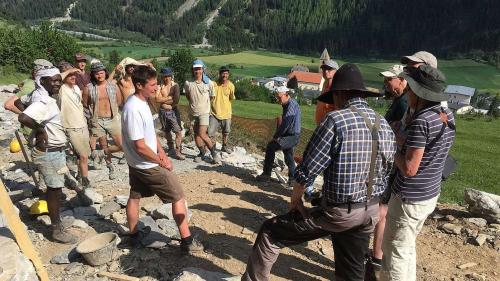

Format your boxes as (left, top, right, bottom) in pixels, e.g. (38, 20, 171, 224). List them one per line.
(445, 85, 475, 110)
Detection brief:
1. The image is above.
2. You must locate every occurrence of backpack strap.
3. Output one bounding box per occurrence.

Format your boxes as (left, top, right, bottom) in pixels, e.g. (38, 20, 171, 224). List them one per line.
(349, 106, 381, 203)
(428, 107, 456, 147)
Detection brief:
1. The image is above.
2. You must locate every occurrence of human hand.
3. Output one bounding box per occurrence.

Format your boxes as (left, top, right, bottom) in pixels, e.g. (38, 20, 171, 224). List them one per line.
(290, 184, 309, 218)
(34, 128, 48, 151)
(115, 65, 123, 72)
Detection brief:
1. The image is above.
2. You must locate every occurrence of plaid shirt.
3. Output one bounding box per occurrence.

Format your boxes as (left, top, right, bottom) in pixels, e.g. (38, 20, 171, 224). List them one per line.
(295, 98, 396, 203)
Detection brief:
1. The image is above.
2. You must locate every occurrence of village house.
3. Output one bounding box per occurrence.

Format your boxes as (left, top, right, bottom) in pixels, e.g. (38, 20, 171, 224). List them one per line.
(446, 85, 476, 110)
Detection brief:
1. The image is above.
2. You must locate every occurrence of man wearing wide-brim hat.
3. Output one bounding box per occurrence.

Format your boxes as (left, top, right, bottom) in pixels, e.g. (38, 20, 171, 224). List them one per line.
(243, 64, 396, 281)
(381, 65, 455, 281)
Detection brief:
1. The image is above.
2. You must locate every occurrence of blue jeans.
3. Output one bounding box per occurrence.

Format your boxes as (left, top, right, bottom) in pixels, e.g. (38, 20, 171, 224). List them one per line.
(263, 135, 299, 179)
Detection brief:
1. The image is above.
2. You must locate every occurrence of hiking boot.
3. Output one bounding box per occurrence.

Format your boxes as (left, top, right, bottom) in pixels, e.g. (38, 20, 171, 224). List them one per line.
(211, 150, 221, 164)
(118, 156, 127, 165)
(65, 172, 82, 192)
(107, 164, 117, 180)
(221, 145, 233, 154)
(174, 149, 186, 160)
(365, 257, 382, 281)
(91, 150, 103, 170)
(51, 224, 78, 244)
(128, 226, 151, 248)
(255, 173, 272, 182)
(180, 236, 204, 254)
(81, 177, 92, 189)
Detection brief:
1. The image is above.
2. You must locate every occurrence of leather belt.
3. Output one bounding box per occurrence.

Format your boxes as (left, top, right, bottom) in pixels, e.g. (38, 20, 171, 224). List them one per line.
(46, 146, 65, 152)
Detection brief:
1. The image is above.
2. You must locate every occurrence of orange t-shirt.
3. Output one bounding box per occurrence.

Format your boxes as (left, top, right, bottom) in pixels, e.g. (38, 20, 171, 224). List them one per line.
(315, 81, 335, 125)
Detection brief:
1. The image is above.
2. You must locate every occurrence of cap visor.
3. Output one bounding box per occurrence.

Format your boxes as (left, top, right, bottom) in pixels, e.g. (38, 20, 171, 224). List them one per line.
(379, 71, 396, 78)
(401, 55, 424, 65)
(192, 64, 203, 68)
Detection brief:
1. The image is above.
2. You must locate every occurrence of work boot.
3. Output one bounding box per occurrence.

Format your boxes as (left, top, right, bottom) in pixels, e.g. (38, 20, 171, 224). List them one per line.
(255, 173, 271, 182)
(211, 148, 221, 164)
(51, 224, 78, 244)
(81, 177, 92, 189)
(91, 150, 103, 170)
(180, 236, 204, 254)
(221, 145, 233, 154)
(128, 226, 151, 248)
(65, 172, 83, 193)
(107, 164, 116, 180)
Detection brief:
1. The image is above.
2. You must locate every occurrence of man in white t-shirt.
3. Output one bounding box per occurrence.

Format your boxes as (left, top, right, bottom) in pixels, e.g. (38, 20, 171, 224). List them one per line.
(122, 65, 203, 253)
(18, 68, 78, 244)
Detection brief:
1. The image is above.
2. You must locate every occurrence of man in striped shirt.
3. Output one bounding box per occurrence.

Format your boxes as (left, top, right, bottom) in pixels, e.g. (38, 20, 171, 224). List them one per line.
(243, 64, 396, 281)
(381, 65, 455, 281)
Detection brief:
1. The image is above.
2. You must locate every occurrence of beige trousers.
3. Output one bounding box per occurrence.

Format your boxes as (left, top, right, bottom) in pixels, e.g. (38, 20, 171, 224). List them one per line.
(381, 194, 439, 281)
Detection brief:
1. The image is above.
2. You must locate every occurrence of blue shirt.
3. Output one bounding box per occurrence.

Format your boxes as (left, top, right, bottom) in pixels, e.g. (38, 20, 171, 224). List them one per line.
(294, 98, 396, 204)
(274, 98, 301, 139)
(392, 105, 455, 202)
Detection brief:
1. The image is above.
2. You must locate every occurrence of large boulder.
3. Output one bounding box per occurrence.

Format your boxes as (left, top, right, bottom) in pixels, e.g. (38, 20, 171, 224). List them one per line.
(464, 188, 500, 223)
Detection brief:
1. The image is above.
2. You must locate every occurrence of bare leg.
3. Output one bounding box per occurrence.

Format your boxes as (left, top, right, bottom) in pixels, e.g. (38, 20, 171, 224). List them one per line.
(98, 137, 111, 164)
(198, 125, 213, 150)
(172, 198, 191, 238)
(78, 154, 89, 178)
(126, 198, 141, 234)
(47, 188, 62, 225)
(222, 133, 229, 147)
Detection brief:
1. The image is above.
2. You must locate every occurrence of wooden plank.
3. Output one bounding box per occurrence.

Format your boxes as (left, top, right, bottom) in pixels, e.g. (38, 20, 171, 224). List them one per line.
(97, 271, 140, 281)
(15, 130, 40, 189)
(0, 179, 49, 281)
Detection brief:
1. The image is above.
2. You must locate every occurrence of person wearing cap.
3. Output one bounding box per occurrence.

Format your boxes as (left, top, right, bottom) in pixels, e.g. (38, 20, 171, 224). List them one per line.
(365, 64, 408, 280)
(184, 59, 220, 164)
(3, 59, 54, 115)
(401, 51, 438, 68)
(381, 66, 455, 281)
(74, 53, 90, 91)
(82, 61, 123, 180)
(57, 65, 93, 190)
(255, 85, 301, 187)
(156, 67, 185, 160)
(17, 67, 80, 244)
(208, 65, 236, 153)
(315, 59, 339, 125)
(110, 57, 146, 102)
(243, 63, 396, 281)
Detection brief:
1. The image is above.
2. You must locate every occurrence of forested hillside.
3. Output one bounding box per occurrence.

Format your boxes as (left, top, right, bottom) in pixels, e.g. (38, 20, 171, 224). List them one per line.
(0, 0, 499, 59)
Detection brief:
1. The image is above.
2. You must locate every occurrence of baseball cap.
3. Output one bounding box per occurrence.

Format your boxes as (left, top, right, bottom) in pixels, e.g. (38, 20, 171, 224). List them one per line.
(90, 62, 106, 72)
(192, 59, 205, 69)
(219, 65, 230, 73)
(275, 86, 290, 93)
(401, 51, 437, 68)
(75, 53, 86, 62)
(320, 59, 339, 70)
(160, 67, 174, 76)
(379, 65, 405, 78)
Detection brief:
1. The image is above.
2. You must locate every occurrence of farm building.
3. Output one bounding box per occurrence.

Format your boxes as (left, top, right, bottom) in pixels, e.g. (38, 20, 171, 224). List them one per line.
(287, 71, 322, 91)
(446, 85, 475, 110)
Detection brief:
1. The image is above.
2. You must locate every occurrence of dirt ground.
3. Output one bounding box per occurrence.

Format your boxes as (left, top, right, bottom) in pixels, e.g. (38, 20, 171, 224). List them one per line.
(22, 167, 498, 281)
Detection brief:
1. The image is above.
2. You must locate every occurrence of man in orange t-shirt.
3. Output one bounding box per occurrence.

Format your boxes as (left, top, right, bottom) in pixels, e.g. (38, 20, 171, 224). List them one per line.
(315, 59, 339, 125)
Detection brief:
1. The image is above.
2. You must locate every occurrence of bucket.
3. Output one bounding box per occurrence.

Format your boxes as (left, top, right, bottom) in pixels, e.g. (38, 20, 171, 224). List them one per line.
(76, 232, 119, 266)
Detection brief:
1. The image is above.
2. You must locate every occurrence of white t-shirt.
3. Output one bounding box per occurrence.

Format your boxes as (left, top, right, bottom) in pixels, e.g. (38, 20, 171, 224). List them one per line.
(23, 97, 67, 148)
(20, 88, 49, 105)
(184, 80, 214, 116)
(121, 95, 158, 169)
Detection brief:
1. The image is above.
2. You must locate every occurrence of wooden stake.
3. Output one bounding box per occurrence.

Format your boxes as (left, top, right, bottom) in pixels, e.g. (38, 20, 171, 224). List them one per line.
(97, 271, 140, 281)
(0, 179, 49, 281)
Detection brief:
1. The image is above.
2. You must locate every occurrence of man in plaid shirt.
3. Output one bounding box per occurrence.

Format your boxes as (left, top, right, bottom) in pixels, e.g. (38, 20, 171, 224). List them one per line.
(242, 64, 396, 281)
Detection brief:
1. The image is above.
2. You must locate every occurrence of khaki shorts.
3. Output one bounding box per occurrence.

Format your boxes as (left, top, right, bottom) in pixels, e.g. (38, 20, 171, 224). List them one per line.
(191, 113, 210, 127)
(208, 115, 231, 137)
(66, 127, 91, 157)
(91, 117, 121, 138)
(129, 165, 184, 203)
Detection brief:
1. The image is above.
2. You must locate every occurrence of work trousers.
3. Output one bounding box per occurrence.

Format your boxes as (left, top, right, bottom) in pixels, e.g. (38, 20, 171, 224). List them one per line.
(242, 199, 379, 281)
(262, 135, 299, 179)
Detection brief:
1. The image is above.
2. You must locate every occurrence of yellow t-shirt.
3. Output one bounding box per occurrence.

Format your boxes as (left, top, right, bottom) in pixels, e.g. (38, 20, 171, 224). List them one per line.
(211, 81, 235, 120)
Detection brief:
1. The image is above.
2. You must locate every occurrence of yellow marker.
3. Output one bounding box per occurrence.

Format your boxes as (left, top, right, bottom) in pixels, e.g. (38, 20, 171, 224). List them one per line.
(9, 139, 21, 153)
(29, 200, 49, 215)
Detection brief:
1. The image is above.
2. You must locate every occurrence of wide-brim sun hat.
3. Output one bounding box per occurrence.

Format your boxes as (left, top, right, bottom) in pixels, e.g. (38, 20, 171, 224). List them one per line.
(317, 63, 381, 104)
(399, 65, 447, 102)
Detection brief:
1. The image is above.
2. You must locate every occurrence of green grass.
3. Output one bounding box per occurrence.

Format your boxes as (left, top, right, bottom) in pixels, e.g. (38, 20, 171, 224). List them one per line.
(0, 71, 28, 85)
(440, 116, 500, 203)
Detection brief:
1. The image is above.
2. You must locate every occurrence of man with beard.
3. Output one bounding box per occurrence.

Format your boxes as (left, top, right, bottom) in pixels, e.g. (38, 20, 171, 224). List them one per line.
(83, 62, 123, 179)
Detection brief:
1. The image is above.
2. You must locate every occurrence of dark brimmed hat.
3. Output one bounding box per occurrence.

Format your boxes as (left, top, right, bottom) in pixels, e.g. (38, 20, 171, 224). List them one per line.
(160, 67, 174, 77)
(90, 62, 106, 73)
(317, 63, 381, 104)
(399, 65, 447, 102)
(219, 65, 230, 73)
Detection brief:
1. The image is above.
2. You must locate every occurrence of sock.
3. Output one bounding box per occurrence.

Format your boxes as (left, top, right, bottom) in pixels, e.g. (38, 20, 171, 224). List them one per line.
(181, 235, 193, 245)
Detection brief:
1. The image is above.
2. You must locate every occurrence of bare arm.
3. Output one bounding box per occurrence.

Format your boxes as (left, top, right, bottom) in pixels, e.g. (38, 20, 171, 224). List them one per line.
(115, 84, 123, 107)
(82, 86, 90, 109)
(395, 147, 424, 177)
(171, 84, 180, 106)
(134, 138, 161, 165)
(19, 113, 46, 150)
(184, 83, 191, 102)
(4, 96, 22, 114)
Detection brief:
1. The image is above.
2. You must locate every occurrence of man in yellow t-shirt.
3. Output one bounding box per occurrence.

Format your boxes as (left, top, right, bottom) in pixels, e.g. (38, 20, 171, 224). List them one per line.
(208, 66, 236, 153)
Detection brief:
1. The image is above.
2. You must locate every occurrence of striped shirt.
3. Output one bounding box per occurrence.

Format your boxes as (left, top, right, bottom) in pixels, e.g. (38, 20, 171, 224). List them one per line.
(274, 98, 301, 138)
(295, 98, 396, 204)
(392, 105, 455, 202)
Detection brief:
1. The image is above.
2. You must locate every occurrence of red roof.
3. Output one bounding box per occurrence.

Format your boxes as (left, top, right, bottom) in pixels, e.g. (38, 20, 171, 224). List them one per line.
(288, 71, 322, 84)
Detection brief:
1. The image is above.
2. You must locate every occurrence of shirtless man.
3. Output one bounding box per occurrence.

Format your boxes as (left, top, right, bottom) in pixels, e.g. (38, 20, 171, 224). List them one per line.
(83, 62, 123, 180)
(156, 67, 185, 160)
(111, 64, 136, 103)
